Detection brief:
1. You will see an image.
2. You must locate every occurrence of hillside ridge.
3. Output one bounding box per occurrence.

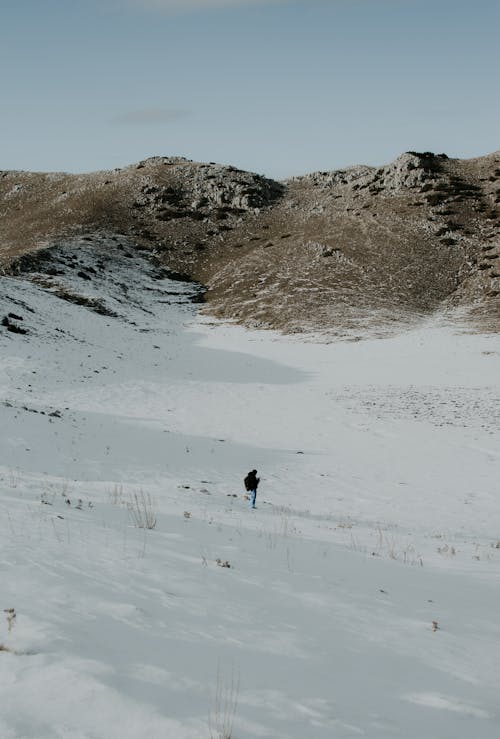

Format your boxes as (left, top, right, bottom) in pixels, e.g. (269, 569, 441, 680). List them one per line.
(1, 150, 499, 335)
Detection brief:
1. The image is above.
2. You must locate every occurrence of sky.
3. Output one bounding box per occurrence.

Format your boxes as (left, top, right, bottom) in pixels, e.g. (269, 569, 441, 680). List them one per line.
(0, 0, 499, 178)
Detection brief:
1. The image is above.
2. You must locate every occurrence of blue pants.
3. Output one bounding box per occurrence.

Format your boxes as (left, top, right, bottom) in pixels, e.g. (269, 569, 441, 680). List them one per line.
(250, 489, 257, 508)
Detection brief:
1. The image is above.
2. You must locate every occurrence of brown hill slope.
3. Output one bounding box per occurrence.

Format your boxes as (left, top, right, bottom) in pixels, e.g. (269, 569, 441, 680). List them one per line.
(1, 151, 499, 335)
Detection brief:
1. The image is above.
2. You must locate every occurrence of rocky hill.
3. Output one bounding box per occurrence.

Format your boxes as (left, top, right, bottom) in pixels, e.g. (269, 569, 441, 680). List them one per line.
(1, 150, 499, 335)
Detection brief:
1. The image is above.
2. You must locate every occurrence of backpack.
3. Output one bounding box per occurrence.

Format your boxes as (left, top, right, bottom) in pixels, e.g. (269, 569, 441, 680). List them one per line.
(244, 474, 252, 491)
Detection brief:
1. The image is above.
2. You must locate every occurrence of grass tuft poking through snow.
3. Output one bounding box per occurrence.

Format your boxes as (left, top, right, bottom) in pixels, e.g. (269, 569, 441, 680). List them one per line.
(209, 663, 240, 739)
(126, 490, 157, 530)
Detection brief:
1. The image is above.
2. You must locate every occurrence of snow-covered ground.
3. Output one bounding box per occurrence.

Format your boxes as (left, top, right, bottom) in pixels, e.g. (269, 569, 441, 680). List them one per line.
(1, 239, 499, 738)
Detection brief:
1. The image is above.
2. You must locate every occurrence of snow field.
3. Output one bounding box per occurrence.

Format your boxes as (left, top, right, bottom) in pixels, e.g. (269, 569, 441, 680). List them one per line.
(1, 241, 500, 737)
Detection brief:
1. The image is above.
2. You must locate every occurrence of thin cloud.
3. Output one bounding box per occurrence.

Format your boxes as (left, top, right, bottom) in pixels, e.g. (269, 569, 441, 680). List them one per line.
(111, 108, 190, 125)
(122, 0, 288, 11)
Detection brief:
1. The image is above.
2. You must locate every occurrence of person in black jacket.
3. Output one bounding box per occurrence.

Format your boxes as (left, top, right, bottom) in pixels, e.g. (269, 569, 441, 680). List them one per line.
(244, 469, 260, 509)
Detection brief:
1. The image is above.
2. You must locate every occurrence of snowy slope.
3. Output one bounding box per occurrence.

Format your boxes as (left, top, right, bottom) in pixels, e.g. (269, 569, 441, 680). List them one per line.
(1, 239, 499, 738)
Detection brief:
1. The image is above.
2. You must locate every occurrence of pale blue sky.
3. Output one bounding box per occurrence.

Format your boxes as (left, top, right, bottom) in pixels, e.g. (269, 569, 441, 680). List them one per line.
(1, 0, 498, 177)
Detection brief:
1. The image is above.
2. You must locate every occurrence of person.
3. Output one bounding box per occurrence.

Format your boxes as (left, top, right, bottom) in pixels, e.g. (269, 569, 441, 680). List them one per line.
(244, 469, 260, 509)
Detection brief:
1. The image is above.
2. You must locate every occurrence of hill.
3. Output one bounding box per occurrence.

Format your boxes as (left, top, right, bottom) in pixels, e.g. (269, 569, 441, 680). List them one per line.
(1, 150, 499, 334)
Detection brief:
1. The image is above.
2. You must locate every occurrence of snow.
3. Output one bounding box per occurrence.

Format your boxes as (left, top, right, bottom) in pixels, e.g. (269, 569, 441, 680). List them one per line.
(1, 239, 499, 737)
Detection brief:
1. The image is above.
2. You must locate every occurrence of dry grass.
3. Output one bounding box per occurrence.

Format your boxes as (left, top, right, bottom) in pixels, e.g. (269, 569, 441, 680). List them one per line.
(209, 664, 240, 739)
(126, 490, 157, 530)
(108, 483, 125, 506)
(4, 608, 16, 632)
(107, 484, 157, 529)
